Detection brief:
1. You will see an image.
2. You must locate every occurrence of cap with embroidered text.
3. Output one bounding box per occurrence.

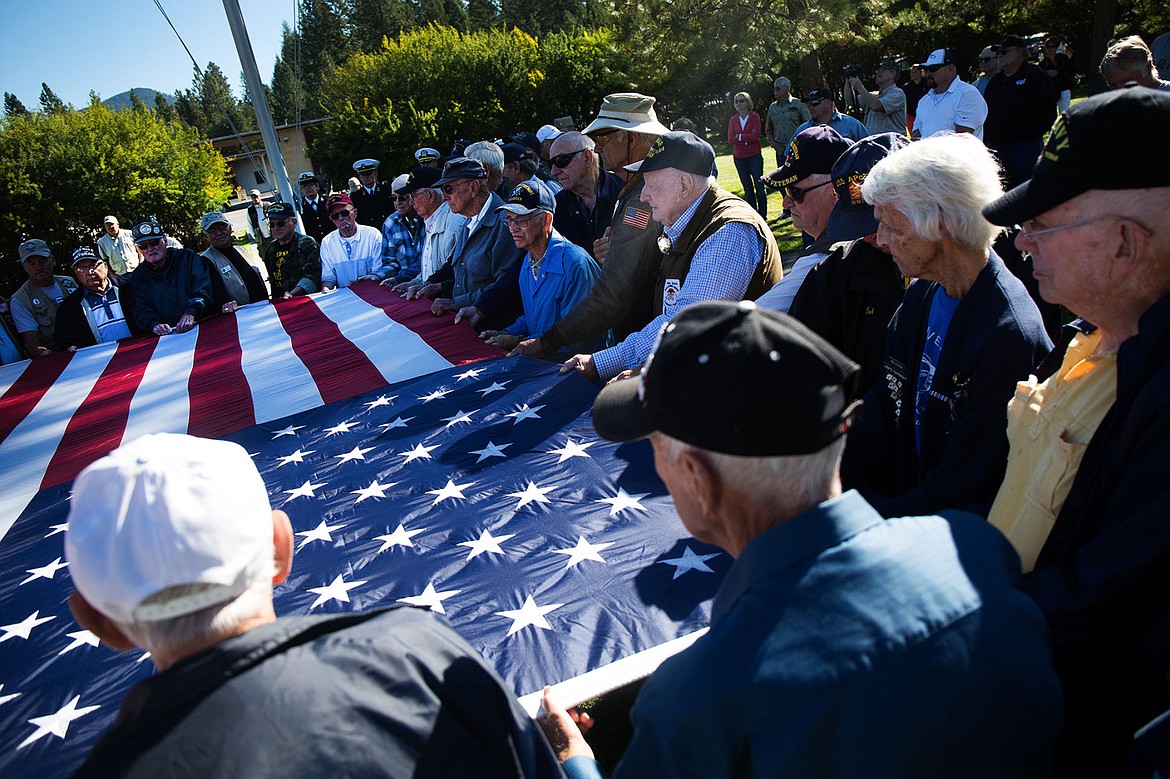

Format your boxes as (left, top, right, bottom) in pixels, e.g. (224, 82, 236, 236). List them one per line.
(496, 181, 556, 216)
(765, 125, 853, 188)
(624, 131, 715, 176)
(827, 132, 911, 240)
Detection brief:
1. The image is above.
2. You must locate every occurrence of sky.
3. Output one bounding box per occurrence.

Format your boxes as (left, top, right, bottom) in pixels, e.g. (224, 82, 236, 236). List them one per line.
(0, 0, 297, 107)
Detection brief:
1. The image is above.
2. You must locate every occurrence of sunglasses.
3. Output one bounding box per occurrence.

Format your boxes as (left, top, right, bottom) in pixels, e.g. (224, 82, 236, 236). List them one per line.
(926, 63, 946, 73)
(329, 208, 354, 221)
(978, 56, 993, 63)
(550, 149, 586, 169)
(592, 130, 619, 146)
(783, 179, 832, 204)
(137, 238, 165, 249)
(270, 218, 294, 227)
(441, 181, 475, 195)
(805, 99, 826, 107)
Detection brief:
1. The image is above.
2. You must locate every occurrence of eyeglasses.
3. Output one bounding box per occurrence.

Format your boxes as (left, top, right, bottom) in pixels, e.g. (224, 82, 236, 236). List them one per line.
(806, 99, 826, 107)
(329, 208, 354, 221)
(925, 63, 946, 73)
(270, 218, 294, 227)
(441, 181, 472, 195)
(393, 194, 410, 202)
(1020, 215, 1151, 240)
(137, 238, 165, 249)
(550, 149, 586, 169)
(74, 263, 105, 274)
(505, 213, 543, 229)
(782, 179, 832, 204)
(592, 130, 619, 146)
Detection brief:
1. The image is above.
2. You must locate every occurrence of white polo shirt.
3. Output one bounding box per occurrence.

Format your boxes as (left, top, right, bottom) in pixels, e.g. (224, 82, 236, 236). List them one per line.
(914, 77, 988, 140)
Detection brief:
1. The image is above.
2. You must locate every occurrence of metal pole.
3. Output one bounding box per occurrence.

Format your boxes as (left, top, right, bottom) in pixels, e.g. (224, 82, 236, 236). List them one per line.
(222, 0, 306, 235)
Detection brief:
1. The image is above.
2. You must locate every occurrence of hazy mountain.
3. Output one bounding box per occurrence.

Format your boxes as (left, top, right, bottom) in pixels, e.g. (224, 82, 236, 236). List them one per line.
(103, 88, 175, 111)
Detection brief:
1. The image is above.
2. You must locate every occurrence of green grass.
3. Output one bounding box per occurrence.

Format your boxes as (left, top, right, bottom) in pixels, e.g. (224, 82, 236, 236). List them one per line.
(706, 133, 804, 257)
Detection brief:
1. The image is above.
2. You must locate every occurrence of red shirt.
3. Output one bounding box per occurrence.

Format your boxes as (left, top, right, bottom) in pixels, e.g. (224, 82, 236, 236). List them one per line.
(727, 111, 763, 158)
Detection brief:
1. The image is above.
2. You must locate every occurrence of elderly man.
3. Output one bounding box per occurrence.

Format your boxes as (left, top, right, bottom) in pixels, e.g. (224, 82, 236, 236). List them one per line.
(981, 88, 1170, 776)
(788, 133, 911, 390)
(96, 216, 139, 275)
(416, 157, 524, 329)
(540, 300, 1062, 778)
(373, 174, 423, 285)
(263, 202, 321, 299)
(465, 141, 510, 199)
(350, 157, 394, 229)
(757, 126, 853, 312)
(840, 134, 1051, 517)
(1099, 35, 1170, 91)
(764, 76, 811, 169)
(319, 193, 384, 291)
(972, 46, 1002, 95)
(984, 34, 1057, 188)
(392, 167, 468, 294)
(63, 433, 564, 778)
(479, 182, 602, 357)
(789, 88, 867, 144)
(297, 171, 331, 243)
(501, 142, 544, 194)
(57, 246, 139, 349)
(563, 132, 780, 382)
(200, 211, 268, 314)
(129, 218, 215, 336)
(548, 131, 623, 259)
(913, 48, 988, 139)
(847, 59, 908, 136)
(9, 238, 78, 356)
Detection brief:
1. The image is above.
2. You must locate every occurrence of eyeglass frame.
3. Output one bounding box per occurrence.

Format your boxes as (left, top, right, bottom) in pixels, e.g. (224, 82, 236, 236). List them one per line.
(782, 179, 832, 204)
(550, 149, 587, 169)
(329, 208, 355, 221)
(505, 212, 547, 229)
(1020, 214, 1152, 240)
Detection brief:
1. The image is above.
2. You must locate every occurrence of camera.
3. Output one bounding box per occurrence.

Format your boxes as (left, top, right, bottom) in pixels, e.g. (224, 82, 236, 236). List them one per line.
(843, 64, 865, 78)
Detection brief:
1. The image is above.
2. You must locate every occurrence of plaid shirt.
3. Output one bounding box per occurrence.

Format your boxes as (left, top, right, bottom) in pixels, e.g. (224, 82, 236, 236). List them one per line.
(376, 212, 424, 282)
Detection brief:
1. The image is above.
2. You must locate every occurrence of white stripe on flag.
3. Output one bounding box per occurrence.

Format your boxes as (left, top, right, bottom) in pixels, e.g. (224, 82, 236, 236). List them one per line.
(0, 356, 30, 399)
(312, 290, 453, 382)
(0, 345, 118, 538)
(235, 303, 323, 424)
(120, 326, 198, 446)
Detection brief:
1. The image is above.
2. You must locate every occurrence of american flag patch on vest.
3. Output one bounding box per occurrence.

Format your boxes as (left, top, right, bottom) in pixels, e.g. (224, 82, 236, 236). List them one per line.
(623, 207, 651, 229)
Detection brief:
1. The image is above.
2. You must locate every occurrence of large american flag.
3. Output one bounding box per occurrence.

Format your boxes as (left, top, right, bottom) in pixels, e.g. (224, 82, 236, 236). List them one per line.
(0, 285, 724, 776)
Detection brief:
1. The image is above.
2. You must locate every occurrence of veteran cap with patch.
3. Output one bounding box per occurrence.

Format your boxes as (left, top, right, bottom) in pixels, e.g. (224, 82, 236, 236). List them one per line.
(496, 181, 556, 216)
(623, 131, 715, 176)
(765, 125, 853, 189)
(983, 88, 1170, 225)
(591, 300, 861, 456)
(827, 132, 911, 241)
(131, 218, 165, 244)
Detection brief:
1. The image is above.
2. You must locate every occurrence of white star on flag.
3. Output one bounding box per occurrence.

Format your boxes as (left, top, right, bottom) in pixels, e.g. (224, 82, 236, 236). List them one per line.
(495, 595, 565, 636)
(455, 368, 483, 381)
(418, 388, 452, 402)
(296, 520, 344, 549)
(441, 409, 475, 427)
(306, 574, 367, 609)
(352, 479, 395, 503)
(551, 536, 614, 568)
(469, 441, 511, 463)
(335, 445, 373, 463)
(399, 442, 439, 463)
(0, 684, 22, 706)
(596, 488, 650, 516)
(18, 696, 100, 749)
(381, 416, 413, 430)
(427, 479, 474, 506)
(43, 523, 68, 538)
(324, 420, 356, 436)
(458, 529, 515, 559)
(476, 381, 508, 396)
(284, 480, 326, 502)
(276, 448, 314, 467)
(20, 556, 68, 585)
(547, 439, 596, 463)
(508, 481, 557, 509)
(1, 611, 55, 643)
(506, 403, 544, 423)
(364, 395, 396, 409)
(271, 425, 303, 439)
(58, 630, 101, 655)
(373, 523, 425, 553)
(659, 546, 720, 579)
(398, 582, 462, 614)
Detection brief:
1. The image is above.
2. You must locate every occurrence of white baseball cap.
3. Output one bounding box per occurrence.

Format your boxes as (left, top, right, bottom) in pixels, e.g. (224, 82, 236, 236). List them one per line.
(65, 434, 274, 623)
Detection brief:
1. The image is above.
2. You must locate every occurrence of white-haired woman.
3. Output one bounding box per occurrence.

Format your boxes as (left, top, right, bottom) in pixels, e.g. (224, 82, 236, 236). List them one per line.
(840, 133, 1052, 517)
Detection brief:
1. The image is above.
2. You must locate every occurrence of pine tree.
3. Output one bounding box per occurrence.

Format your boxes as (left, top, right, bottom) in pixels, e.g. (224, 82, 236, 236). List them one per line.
(129, 89, 148, 112)
(39, 83, 66, 113)
(4, 92, 29, 117)
(467, 0, 499, 31)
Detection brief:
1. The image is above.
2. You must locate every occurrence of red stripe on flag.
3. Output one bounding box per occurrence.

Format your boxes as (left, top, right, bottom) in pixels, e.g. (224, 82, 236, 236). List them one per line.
(187, 313, 256, 438)
(40, 337, 159, 488)
(273, 295, 387, 404)
(347, 282, 503, 365)
(0, 353, 74, 447)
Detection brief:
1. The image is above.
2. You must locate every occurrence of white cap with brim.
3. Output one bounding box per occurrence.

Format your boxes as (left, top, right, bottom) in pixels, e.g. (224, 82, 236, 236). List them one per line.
(65, 434, 274, 624)
(582, 92, 671, 136)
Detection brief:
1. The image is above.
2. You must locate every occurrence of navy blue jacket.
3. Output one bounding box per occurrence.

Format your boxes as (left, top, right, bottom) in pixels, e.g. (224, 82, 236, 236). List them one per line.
(842, 252, 1051, 517)
(1021, 290, 1170, 775)
(552, 169, 623, 259)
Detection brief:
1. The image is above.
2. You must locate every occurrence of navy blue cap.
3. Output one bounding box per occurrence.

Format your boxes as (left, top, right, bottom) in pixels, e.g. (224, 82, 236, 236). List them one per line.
(399, 166, 443, 195)
(765, 126, 853, 188)
(131, 218, 165, 244)
(624, 131, 715, 176)
(502, 142, 532, 164)
(435, 157, 488, 186)
(827, 133, 911, 240)
(496, 181, 556, 216)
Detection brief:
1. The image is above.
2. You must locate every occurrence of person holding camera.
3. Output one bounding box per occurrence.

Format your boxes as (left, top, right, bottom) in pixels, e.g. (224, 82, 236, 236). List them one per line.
(847, 59, 908, 136)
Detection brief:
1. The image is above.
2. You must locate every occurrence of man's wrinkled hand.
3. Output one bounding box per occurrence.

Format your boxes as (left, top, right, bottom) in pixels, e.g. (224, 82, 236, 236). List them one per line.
(509, 338, 546, 358)
(454, 306, 483, 327)
(175, 314, 196, 333)
(431, 298, 457, 317)
(560, 353, 600, 382)
(592, 227, 612, 264)
(537, 686, 595, 763)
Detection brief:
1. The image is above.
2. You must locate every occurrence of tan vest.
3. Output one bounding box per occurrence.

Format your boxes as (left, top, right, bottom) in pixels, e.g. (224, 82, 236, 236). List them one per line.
(11, 275, 78, 351)
(653, 185, 781, 314)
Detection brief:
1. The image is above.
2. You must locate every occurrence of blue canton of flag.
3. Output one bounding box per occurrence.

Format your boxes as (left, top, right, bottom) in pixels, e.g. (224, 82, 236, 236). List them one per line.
(0, 356, 726, 777)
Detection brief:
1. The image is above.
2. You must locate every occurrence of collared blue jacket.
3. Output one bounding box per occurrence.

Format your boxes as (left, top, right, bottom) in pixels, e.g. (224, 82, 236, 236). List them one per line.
(504, 231, 604, 356)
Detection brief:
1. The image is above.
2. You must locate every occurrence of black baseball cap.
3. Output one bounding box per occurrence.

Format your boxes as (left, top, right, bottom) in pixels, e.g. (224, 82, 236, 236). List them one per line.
(502, 142, 532, 164)
(435, 157, 488, 186)
(765, 125, 853, 188)
(984, 88, 1170, 226)
(998, 34, 1028, 50)
(827, 132, 911, 240)
(803, 87, 833, 104)
(132, 218, 165, 244)
(624, 131, 715, 176)
(592, 301, 861, 456)
(265, 202, 296, 220)
(398, 166, 443, 195)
